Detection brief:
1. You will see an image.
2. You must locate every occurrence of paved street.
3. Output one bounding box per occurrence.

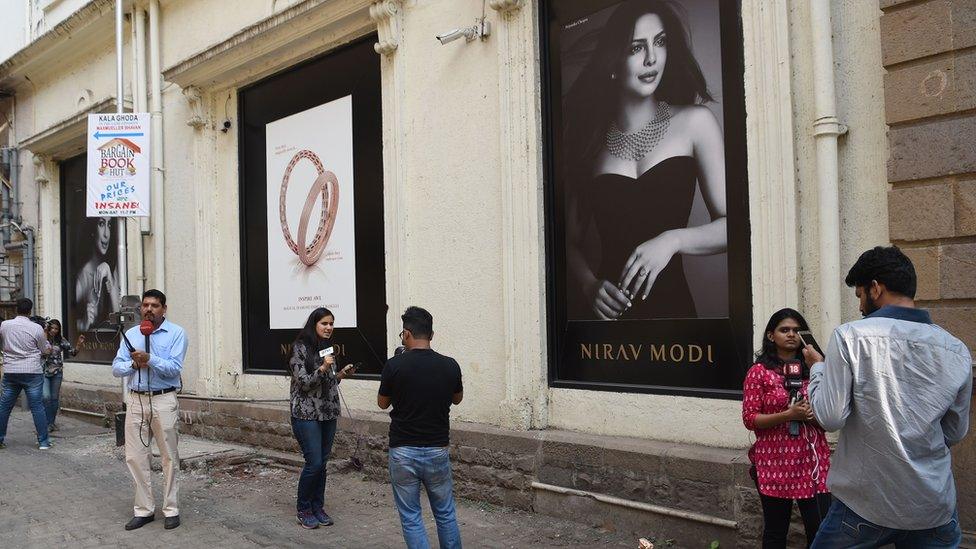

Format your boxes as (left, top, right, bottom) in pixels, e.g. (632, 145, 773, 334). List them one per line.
(0, 410, 642, 548)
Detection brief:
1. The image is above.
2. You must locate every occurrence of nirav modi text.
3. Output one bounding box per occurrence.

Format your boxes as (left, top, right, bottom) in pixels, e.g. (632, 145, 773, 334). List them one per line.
(579, 343, 715, 364)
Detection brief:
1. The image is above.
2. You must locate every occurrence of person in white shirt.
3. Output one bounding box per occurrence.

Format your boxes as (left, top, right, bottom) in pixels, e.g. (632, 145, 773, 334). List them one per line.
(0, 298, 53, 449)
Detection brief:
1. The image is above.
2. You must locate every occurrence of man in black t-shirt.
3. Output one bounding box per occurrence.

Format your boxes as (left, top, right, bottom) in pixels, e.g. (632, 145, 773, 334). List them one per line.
(378, 306, 463, 549)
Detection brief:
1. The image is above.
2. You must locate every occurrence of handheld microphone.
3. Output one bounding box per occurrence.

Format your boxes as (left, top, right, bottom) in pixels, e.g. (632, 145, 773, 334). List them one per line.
(138, 320, 153, 384)
(139, 320, 154, 355)
(394, 346, 406, 356)
(139, 320, 154, 335)
(784, 360, 804, 437)
(136, 319, 157, 448)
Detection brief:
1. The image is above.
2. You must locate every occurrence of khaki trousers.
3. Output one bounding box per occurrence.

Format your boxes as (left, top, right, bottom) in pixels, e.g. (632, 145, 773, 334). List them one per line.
(124, 390, 180, 518)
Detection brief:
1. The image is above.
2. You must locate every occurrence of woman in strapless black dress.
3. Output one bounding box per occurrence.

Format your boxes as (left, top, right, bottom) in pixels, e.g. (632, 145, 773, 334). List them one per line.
(564, 0, 728, 321)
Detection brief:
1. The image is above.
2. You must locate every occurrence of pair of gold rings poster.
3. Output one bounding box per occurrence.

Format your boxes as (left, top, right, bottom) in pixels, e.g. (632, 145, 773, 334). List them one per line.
(544, 0, 752, 396)
(264, 96, 357, 330)
(239, 37, 385, 376)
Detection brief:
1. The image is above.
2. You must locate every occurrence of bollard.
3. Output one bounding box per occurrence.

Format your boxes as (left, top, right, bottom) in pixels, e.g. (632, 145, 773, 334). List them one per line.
(115, 411, 126, 446)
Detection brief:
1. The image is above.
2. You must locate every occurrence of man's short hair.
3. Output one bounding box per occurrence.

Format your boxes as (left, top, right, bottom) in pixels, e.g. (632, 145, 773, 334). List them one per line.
(402, 306, 433, 339)
(142, 289, 167, 306)
(844, 246, 917, 299)
(16, 298, 33, 315)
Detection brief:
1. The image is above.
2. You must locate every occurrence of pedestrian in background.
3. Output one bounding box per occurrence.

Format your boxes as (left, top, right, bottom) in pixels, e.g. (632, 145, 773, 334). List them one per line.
(742, 308, 831, 548)
(378, 306, 464, 549)
(289, 307, 357, 530)
(43, 319, 84, 432)
(0, 298, 53, 450)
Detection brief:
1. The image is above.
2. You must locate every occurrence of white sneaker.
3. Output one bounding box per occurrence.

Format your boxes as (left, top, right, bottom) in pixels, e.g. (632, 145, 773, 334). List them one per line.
(38, 442, 51, 450)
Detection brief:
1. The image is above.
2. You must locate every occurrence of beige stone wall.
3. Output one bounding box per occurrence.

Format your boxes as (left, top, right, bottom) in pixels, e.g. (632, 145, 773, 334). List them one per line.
(879, 0, 976, 530)
(3, 0, 891, 449)
(882, 0, 976, 343)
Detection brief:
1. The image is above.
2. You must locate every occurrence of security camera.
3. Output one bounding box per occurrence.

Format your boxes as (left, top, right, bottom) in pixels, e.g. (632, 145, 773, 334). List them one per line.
(436, 27, 477, 45)
(436, 18, 490, 45)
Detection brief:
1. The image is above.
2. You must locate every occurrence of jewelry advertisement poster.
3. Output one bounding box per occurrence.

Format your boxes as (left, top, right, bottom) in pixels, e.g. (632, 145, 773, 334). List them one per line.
(239, 37, 385, 376)
(264, 96, 357, 329)
(61, 154, 123, 363)
(543, 0, 752, 396)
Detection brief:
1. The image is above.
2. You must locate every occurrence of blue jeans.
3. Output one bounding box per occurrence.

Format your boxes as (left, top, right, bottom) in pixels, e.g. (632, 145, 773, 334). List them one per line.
(43, 371, 63, 426)
(291, 417, 337, 512)
(389, 446, 462, 549)
(811, 498, 961, 548)
(0, 373, 49, 445)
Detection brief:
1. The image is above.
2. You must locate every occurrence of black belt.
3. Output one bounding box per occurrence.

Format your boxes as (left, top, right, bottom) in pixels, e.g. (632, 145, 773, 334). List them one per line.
(131, 387, 177, 396)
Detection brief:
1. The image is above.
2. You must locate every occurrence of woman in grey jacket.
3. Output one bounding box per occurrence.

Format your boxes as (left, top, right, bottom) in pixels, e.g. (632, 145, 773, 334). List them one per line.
(289, 307, 356, 529)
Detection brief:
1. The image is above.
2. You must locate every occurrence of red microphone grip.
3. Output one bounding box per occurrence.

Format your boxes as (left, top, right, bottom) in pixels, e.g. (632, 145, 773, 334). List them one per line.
(139, 320, 154, 336)
(139, 320, 153, 357)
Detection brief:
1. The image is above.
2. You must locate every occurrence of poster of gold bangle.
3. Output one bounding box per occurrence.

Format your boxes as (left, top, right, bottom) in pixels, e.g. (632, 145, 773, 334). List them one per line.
(542, 0, 752, 397)
(238, 36, 387, 376)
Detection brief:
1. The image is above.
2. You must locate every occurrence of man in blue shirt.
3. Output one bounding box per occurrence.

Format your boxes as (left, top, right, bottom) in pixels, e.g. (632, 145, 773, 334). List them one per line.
(112, 289, 187, 531)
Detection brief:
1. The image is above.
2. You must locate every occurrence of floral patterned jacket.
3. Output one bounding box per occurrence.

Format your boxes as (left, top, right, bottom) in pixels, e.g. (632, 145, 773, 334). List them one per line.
(289, 341, 341, 421)
(44, 339, 78, 377)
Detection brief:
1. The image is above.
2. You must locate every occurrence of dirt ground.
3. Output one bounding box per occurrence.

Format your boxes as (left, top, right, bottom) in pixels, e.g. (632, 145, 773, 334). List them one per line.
(1, 409, 662, 548)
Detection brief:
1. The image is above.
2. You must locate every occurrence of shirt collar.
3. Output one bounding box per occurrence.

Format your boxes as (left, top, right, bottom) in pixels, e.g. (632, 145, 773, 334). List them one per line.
(866, 305, 932, 324)
(154, 319, 170, 333)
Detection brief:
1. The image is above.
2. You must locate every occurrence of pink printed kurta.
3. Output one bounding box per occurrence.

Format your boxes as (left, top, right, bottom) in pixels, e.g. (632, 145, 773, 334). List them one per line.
(742, 363, 831, 499)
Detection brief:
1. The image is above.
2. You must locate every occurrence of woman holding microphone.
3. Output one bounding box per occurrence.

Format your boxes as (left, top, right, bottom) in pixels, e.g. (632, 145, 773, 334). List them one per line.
(289, 307, 356, 529)
(742, 308, 831, 548)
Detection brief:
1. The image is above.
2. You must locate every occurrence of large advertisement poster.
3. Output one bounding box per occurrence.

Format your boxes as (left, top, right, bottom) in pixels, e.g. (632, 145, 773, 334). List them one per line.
(61, 154, 123, 363)
(265, 97, 357, 329)
(239, 36, 387, 376)
(543, 0, 752, 396)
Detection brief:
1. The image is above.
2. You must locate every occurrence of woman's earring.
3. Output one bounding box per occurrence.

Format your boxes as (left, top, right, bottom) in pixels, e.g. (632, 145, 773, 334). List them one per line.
(610, 72, 617, 80)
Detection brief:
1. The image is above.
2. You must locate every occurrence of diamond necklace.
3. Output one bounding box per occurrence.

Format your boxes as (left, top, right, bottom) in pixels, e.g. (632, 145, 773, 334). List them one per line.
(605, 102, 672, 162)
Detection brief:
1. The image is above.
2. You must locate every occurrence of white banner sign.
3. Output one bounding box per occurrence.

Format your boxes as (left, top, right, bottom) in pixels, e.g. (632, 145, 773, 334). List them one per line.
(265, 96, 357, 329)
(86, 113, 151, 217)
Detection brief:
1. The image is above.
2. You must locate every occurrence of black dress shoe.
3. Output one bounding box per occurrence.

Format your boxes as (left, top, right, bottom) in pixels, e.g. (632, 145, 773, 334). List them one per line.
(164, 515, 180, 529)
(124, 515, 155, 530)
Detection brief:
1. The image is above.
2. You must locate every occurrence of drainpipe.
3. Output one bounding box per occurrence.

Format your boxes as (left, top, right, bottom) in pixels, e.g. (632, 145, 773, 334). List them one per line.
(149, 0, 165, 291)
(11, 146, 21, 226)
(6, 221, 35, 303)
(131, 6, 148, 294)
(810, 1, 846, 334)
(114, 0, 128, 298)
(0, 147, 13, 243)
(134, 7, 150, 238)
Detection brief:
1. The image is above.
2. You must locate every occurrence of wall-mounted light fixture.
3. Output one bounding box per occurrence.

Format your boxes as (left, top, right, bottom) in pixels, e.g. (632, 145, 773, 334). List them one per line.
(436, 17, 490, 45)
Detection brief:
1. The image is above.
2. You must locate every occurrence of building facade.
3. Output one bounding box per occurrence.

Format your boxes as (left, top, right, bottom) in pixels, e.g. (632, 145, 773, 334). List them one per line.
(0, 0, 972, 545)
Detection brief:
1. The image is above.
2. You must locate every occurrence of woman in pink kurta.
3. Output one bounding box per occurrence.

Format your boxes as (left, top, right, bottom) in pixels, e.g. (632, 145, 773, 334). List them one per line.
(742, 308, 831, 548)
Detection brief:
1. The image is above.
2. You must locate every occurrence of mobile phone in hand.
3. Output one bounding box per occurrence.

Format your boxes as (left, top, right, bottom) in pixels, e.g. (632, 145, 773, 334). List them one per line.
(798, 330, 824, 357)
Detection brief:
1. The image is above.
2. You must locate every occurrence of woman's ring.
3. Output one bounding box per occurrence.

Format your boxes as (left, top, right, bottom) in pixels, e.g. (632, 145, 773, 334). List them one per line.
(639, 267, 647, 276)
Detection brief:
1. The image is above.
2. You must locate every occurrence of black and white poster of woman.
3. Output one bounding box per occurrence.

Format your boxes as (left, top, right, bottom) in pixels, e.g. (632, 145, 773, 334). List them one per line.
(60, 154, 122, 363)
(543, 0, 752, 396)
